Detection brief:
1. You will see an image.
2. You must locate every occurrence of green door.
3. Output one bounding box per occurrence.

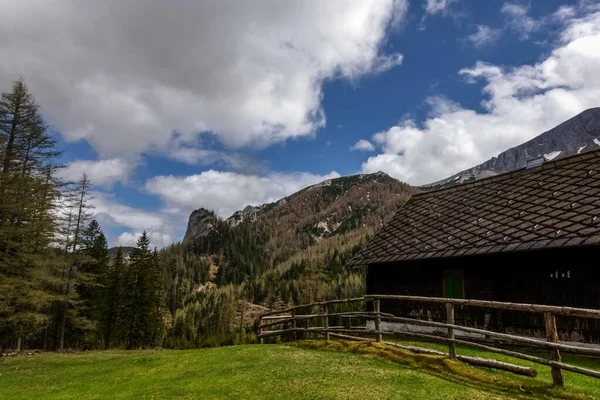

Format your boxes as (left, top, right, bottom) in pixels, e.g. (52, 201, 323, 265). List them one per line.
(444, 271, 464, 299)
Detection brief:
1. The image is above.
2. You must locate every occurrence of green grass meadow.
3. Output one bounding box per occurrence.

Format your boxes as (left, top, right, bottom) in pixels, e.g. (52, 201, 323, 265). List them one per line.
(1, 340, 600, 399)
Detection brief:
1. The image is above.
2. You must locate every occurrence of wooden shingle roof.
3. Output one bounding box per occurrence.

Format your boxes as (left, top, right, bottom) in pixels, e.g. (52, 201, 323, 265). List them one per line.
(349, 149, 600, 266)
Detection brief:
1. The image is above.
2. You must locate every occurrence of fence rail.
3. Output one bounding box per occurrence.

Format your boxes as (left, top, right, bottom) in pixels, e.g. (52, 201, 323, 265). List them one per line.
(257, 294, 600, 386)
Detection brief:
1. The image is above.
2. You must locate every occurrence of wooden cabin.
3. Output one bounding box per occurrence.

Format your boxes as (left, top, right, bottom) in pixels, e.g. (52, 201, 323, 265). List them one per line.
(349, 150, 600, 342)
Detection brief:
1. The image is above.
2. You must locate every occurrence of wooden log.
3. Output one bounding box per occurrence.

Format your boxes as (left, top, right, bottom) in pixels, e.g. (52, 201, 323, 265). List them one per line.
(324, 304, 330, 341)
(257, 327, 371, 339)
(374, 299, 382, 343)
(446, 303, 456, 360)
(377, 315, 600, 357)
(367, 294, 600, 320)
(385, 341, 536, 377)
(330, 333, 374, 342)
(391, 331, 600, 380)
(259, 311, 383, 329)
(544, 312, 564, 386)
(457, 355, 537, 378)
(384, 341, 446, 356)
(259, 315, 264, 345)
(260, 297, 367, 317)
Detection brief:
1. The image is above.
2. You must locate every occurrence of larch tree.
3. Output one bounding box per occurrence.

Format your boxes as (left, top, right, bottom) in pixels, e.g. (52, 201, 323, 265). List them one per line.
(55, 173, 94, 350)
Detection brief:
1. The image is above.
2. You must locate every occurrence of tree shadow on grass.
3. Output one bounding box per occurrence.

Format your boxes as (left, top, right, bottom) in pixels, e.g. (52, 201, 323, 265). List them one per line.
(296, 340, 589, 400)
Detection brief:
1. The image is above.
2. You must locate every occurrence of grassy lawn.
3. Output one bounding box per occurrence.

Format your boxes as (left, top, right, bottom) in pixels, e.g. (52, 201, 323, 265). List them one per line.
(0, 340, 599, 399)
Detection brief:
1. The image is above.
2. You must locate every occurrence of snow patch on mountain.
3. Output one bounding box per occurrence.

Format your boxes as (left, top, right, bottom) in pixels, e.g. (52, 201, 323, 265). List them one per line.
(544, 151, 561, 161)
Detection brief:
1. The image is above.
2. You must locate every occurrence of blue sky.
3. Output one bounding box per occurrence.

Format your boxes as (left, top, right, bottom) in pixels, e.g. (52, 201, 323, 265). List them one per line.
(1, 0, 599, 247)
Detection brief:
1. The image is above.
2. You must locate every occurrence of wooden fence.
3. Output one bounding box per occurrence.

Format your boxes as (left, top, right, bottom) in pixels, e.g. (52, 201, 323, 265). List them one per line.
(257, 295, 600, 386)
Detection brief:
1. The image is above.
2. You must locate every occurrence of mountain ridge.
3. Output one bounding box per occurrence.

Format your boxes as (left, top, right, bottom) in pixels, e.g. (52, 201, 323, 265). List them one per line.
(424, 107, 600, 188)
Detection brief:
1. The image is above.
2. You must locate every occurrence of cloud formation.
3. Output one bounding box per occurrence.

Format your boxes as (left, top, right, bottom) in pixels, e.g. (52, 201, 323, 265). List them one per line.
(424, 0, 457, 15)
(501, 3, 543, 39)
(362, 6, 600, 185)
(465, 25, 502, 48)
(350, 140, 376, 152)
(0, 0, 406, 160)
(145, 170, 341, 219)
(60, 159, 135, 187)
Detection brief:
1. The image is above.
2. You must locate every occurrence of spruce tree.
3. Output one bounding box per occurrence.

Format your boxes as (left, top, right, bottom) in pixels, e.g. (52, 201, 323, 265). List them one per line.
(0, 79, 62, 351)
(122, 232, 160, 349)
(78, 220, 109, 347)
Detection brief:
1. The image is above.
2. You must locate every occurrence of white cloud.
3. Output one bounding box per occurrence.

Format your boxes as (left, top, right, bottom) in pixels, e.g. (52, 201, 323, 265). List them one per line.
(116, 231, 173, 249)
(90, 192, 178, 249)
(501, 3, 543, 39)
(145, 170, 341, 218)
(0, 0, 407, 161)
(60, 159, 135, 187)
(465, 25, 502, 48)
(424, 0, 457, 15)
(350, 139, 376, 152)
(92, 192, 167, 232)
(361, 7, 600, 185)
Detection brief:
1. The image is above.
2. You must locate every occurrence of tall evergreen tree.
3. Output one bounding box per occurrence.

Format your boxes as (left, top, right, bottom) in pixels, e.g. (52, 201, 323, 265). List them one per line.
(78, 220, 109, 347)
(0, 79, 62, 351)
(122, 232, 163, 349)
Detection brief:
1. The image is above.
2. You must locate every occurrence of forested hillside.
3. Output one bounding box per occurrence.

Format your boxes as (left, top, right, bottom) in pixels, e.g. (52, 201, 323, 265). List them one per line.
(0, 79, 417, 351)
(164, 172, 418, 347)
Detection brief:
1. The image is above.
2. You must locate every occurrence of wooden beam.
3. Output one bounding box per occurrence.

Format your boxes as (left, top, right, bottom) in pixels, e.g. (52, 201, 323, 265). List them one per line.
(259, 311, 384, 330)
(384, 341, 446, 356)
(257, 328, 372, 339)
(446, 303, 456, 360)
(292, 309, 297, 342)
(330, 333, 374, 342)
(457, 356, 537, 378)
(366, 294, 600, 320)
(260, 297, 367, 317)
(324, 304, 330, 341)
(544, 312, 564, 386)
(374, 299, 382, 343)
(392, 331, 600, 380)
(377, 315, 600, 357)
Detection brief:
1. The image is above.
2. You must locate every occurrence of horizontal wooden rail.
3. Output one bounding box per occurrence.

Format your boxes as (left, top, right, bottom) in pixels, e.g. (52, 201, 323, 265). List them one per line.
(257, 327, 373, 339)
(378, 315, 600, 357)
(366, 294, 600, 320)
(260, 297, 368, 317)
(259, 311, 392, 330)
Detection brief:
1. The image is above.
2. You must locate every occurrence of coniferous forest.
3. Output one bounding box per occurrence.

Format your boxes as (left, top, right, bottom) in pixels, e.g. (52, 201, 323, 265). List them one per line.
(0, 79, 374, 352)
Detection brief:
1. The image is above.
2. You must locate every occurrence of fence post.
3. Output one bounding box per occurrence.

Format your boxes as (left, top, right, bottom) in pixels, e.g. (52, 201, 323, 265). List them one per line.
(259, 315, 264, 345)
(292, 309, 297, 342)
(374, 298, 382, 343)
(446, 303, 456, 360)
(544, 312, 564, 386)
(324, 303, 330, 341)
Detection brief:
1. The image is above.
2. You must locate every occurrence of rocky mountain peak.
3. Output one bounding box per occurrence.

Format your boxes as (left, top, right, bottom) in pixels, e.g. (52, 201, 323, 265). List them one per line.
(227, 204, 264, 227)
(183, 208, 216, 241)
